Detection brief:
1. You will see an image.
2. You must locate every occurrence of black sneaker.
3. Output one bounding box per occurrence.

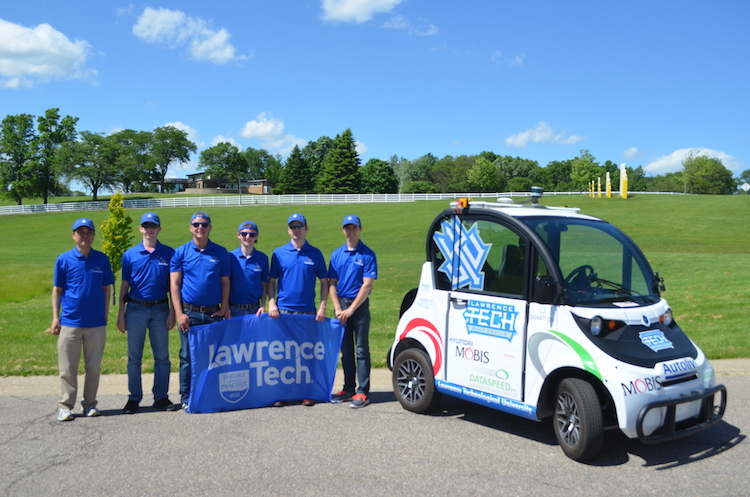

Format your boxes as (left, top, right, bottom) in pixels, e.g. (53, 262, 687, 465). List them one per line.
(123, 400, 140, 414)
(332, 390, 354, 402)
(152, 397, 174, 411)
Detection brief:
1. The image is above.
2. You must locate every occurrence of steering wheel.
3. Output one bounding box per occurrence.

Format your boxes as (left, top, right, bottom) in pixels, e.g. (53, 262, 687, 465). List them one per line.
(565, 265, 595, 286)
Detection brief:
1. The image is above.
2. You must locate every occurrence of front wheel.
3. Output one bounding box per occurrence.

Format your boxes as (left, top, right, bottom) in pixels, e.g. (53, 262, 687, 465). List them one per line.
(553, 378, 604, 461)
(392, 348, 441, 413)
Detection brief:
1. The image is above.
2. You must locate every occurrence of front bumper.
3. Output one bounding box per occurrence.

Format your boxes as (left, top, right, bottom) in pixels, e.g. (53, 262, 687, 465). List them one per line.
(635, 384, 727, 444)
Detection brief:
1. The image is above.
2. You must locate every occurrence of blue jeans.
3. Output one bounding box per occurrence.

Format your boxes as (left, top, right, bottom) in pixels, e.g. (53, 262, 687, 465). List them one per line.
(229, 304, 260, 317)
(339, 297, 371, 395)
(126, 302, 171, 402)
(179, 309, 223, 404)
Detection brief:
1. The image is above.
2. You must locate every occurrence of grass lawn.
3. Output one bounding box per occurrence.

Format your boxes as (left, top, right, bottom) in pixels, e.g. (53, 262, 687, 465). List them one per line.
(1, 193, 748, 375)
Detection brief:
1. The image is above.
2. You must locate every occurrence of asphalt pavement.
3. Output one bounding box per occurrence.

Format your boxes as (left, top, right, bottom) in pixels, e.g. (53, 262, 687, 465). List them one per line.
(1, 361, 748, 497)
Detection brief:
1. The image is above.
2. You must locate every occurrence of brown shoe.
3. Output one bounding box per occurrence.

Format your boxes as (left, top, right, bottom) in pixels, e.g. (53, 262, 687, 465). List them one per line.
(301, 399, 315, 407)
(273, 401, 286, 407)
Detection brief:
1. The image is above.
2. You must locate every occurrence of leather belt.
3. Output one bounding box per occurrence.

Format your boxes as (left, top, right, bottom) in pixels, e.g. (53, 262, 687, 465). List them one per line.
(126, 295, 169, 307)
(183, 302, 220, 314)
(230, 301, 260, 309)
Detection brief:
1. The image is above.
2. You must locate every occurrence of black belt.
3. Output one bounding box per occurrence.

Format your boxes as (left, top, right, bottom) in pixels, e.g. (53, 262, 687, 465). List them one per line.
(230, 301, 260, 309)
(127, 295, 169, 307)
(183, 302, 220, 314)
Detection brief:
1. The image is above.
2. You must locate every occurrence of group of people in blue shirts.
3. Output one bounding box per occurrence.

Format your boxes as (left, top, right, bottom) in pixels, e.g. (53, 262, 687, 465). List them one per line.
(51, 210, 377, 421)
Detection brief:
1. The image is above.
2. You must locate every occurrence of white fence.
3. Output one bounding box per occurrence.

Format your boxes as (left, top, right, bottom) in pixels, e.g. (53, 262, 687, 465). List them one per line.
(0, 191, 688, 216)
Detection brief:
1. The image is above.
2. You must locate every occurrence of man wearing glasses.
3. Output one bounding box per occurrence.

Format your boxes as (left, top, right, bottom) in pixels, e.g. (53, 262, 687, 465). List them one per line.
(51, 218, 114, 421)
(267, 213, 329, 407)
(170, 211, 231, 409)
(229, 221, 268, 317)
(118, 212, 178, 414)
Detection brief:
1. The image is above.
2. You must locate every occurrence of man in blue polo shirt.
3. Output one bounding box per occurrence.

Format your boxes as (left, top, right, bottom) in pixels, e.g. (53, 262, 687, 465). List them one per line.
(329, 215, 378, 409)
(229, 220, 268, 317)
(267, 213, 329, 407)
(51, 218, 114, 421)
(118, 212, 177, 414)
(170, 211, 231, 408)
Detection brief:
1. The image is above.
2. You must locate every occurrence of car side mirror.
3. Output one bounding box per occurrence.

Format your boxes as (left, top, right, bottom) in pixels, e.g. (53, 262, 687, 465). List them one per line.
(535, 275, 556, 304)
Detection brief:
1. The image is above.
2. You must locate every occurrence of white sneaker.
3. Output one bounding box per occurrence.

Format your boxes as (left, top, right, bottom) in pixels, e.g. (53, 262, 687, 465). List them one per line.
(57, 408, 73, 422)
(84, 407, 100, 417)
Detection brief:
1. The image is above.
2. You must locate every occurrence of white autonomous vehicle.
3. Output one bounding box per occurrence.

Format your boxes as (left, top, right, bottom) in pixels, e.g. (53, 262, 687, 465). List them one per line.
(388, 190, 726, 461)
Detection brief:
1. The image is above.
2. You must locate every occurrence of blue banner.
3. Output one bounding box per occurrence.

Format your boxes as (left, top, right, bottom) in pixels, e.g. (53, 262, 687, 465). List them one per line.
(187, 314, 344, 413)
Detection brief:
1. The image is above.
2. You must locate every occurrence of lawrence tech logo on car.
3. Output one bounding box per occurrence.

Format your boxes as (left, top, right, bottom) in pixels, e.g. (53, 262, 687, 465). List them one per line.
(463, 300, 518, 341)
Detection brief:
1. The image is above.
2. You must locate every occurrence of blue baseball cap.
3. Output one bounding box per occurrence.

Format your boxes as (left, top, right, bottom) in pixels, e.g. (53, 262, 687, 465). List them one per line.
(140, 212, 161, 226)
(238, 221, 258, 234)
(342, 214, 361, 227)
(72, 218, 95, 231)
(287, 213, 306, 226)
(191, 211, 211, 223)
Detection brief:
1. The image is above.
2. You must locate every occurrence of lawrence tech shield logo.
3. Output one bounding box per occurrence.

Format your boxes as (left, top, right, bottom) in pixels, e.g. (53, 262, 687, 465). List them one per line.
(433, 220, 491, 290)
(218, 370, 250, 403)
(463, 300, 518, 341)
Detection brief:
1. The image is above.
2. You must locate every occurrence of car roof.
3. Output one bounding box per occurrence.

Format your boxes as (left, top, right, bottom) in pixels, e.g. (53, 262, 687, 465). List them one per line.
(448, 200, 601, 221)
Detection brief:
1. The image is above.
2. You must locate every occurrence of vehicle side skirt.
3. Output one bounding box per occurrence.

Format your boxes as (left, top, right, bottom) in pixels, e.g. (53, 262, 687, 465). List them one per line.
(436, 380, 538, 420)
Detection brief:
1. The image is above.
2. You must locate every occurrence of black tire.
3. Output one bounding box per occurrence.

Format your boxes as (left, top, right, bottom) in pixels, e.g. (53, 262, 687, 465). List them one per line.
(392, 348, 442, 413)
(553, 378, 604, 461)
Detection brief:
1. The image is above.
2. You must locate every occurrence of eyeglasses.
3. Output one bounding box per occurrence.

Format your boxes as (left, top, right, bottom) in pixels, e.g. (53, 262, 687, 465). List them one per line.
(74, 229, 94, 236)
(191, 222, 210, 228)
(142, 223, 158, 229)
(289, 224, 305, 230)
(239, 232, 257, 238)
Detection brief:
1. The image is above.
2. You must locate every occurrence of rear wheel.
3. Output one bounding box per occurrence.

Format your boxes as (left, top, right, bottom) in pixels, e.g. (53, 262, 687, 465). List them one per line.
(553, 378, 604, 461)
(392, 348, 441, 413)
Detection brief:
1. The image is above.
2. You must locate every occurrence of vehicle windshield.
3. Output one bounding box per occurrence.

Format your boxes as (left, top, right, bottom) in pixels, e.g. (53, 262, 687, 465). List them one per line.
(522, 217, 660, 305)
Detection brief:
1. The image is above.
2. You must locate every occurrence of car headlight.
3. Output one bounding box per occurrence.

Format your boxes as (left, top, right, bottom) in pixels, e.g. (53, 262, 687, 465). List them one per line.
(590, 316, 603, 336)
(660, 308, 673, 326)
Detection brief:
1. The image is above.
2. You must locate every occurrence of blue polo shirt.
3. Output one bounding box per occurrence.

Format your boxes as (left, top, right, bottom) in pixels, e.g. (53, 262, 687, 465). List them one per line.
(54, 247, 114, 328)
(229, 247, 269, 305)
(170, 239, 231, 307)
(328, 241, 378, 298)
(122, 241, 175, 301)
(269, 241, 327, 313)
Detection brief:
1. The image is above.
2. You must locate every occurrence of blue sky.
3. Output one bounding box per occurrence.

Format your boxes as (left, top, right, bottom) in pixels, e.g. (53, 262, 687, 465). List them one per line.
(1, 0, 748, 182)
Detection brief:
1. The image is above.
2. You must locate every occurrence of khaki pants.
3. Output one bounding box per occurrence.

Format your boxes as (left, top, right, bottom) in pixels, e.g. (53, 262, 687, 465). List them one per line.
(57, 325, 107, 410)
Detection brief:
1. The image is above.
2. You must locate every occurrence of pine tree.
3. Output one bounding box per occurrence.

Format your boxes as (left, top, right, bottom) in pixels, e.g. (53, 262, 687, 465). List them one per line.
(315, 128, 361, 193)
(100, 191, 133, 303)
(276, 145, 313, 193)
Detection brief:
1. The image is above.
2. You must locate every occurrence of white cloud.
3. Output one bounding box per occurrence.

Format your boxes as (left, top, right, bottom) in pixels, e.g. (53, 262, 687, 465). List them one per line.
(321, 0, 404, 23)
(623, 147, 638, 161)
(165, 121, 204, 148)
(644, 148, 746, 175)
(382, 15, 438, 36)
(505, 122, 585, 148)
(133, 7, 251, 65)
(491, 50, 524, 66)
(355, 140, 368, 156)
(0, 18, 96, 88)
(239, 112, 306, 156)
(211, 135, 240, 147)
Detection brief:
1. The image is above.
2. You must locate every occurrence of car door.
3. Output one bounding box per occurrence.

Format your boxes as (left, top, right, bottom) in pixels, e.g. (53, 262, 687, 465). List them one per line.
(431, 214, 528, 402)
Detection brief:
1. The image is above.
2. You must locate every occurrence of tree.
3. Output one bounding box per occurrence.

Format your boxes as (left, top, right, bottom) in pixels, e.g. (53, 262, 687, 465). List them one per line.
(495, 156, 540, 181)
(32, 108, 78, 204)
(276, 145, 313, 194)
(681, 151, 737, 195)
(60, 131, 121, 201)
(0, 113, 36, 204)
(242, 146, 279, 180)
(570, 150, 601, 191)
(401, 181, 441, 193)
(109, 129, 154, 193)
(100, 191, 133, 304)
(264, 154, 284, 185)
(360, 158, 398, 194)
(544, 159, 574, 191)
(150, 126, 196, 193)
(199, 142, 249, 199)
(301, 136, 335, 180)
(467, 157, 501, 192)
(315, 128, 361, 193)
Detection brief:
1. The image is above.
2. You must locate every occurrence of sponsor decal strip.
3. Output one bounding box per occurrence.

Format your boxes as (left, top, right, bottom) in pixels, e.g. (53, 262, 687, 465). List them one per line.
(436, 380, 537, 420)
